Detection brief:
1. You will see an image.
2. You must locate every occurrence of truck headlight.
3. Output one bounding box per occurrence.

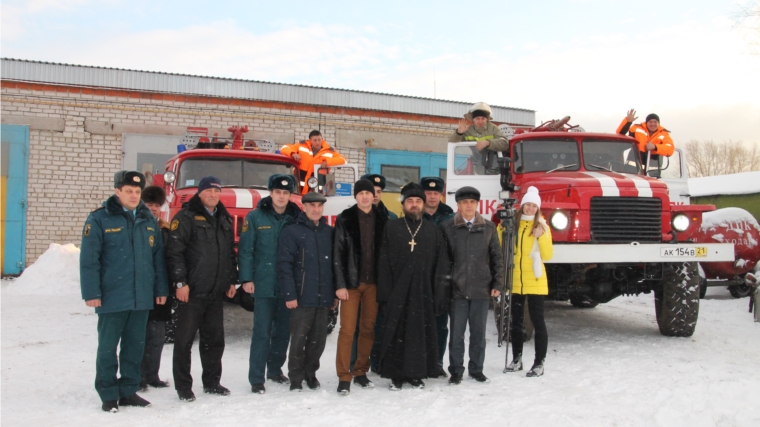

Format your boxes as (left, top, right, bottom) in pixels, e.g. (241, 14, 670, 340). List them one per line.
(672, 214, 690, 232)
(163, 171, 176, 184)
(550, 211, 569, 230)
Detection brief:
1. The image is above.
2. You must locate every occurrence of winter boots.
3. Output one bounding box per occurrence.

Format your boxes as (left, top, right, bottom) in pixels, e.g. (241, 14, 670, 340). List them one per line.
(337, 381, 351, 396)
(290, 382, 303, 392)
(306, 377, 321, 390)
(469, 372, 490, 383)
(177, 389, 196, 402)
(389, 379, 403, 391)
(268, 374, 290, 385)
(118, 394, 151, 408)
(203, 384, 230, 396)
(353, 375, 375, 388)
(505, 354, 523, 372)
(251, 383, 266, 394)
(526, 360, 545, 377)
(448, 373, 463, 385)
(101, 400, 119, 413)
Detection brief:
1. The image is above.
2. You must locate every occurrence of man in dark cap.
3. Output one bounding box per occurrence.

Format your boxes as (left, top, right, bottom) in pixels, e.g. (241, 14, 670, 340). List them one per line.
(616, 109, 674, 174)
(80, 171, 169, 412)
(165, 176, 238, 402)
(333, 178, 388, 395)
(442, 186, 504, 385)
(277, 191, 337, 391)
(239, 174, 302, 394)
(138, 186, 172, 392)
(419, 176, 456, 377)
(376, 182, 450, 390)
(361, 173, 398, 220)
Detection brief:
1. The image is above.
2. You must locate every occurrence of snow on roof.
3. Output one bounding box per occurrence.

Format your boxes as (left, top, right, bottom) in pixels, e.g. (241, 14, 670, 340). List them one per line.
(688, 171, 760, 197)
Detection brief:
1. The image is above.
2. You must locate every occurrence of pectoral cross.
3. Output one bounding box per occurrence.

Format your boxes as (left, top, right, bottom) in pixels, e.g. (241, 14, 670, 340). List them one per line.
(409, 239, 416, 252)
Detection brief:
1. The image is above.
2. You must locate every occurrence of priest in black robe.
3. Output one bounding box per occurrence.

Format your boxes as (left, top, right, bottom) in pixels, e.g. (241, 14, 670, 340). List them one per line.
(376, 182, 451, 390)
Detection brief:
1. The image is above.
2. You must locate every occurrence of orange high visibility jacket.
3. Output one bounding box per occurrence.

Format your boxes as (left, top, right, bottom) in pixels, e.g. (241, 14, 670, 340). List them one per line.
(616, 117, 675, 157)
(280, 140, 348, 194)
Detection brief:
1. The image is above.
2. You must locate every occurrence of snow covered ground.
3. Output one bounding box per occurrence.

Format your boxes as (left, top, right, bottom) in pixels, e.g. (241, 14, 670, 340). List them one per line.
(2, 245, 760, 427)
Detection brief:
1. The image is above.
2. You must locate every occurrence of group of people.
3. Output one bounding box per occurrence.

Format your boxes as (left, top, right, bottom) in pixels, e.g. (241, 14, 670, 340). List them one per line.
(80, 102, 672, 413)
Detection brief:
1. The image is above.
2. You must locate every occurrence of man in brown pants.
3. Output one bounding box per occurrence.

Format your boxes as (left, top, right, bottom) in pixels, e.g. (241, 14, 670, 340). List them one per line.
(333, 179, 388, 395)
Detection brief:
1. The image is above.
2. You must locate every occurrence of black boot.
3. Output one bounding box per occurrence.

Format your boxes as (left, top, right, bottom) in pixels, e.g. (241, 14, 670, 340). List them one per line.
(251, 383, 266, 394)
(353, 375, 375, 389)
(203, 384, 230, 396)
(526, 360, 544, 377)
(448, 373, 463, 385)
(267, 374, 290, 385)
(389, 378, 403, 391)
(118, 394, 151, 408)
(101, 400, 119, 413)
(337, 381, 351, 396)
(306, 377, 321, 390)
(177, 389, 196, 402)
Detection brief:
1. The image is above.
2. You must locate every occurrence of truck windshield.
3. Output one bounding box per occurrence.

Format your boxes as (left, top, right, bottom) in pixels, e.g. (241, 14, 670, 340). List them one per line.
(177, 158, 294, 189)
(582, 140, 641, 174)
(512, 139, 580, 173)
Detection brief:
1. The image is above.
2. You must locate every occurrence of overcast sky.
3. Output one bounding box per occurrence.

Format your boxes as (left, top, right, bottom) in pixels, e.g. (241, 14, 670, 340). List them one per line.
(2, 0, 759, 144)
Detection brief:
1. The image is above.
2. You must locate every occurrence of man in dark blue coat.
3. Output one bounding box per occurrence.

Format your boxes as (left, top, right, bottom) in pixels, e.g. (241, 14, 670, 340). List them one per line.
(277, 192, 338, 391)
(80, 170, 169, 413)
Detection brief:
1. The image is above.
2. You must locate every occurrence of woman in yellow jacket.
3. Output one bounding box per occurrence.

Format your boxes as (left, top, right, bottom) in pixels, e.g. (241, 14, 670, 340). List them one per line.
(505, 186, 552, 377)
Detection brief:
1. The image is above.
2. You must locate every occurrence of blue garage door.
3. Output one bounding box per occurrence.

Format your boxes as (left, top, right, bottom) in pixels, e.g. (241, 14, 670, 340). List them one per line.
(366, 149, 447, 192)
(1, 125, 30, 275)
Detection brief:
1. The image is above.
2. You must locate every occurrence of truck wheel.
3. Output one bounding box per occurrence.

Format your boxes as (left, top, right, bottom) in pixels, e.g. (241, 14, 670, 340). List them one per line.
(728, 283, 752, 298)
(569, 296, 599, 308)
(654, 262, 700, 337)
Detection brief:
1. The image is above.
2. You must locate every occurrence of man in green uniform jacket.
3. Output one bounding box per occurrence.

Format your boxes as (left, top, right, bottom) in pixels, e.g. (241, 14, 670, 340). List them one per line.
(80, 170, 169, 413)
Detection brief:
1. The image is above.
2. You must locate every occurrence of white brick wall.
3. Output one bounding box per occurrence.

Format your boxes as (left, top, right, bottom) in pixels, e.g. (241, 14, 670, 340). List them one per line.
(1, 86, 454, 264)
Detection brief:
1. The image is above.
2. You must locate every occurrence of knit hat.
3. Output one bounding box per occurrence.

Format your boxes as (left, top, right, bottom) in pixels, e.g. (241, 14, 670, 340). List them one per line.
(420, 177, 445, 193)
(645, 113, 660, 123)
(302, 192, 327, 204)
(114, 170, 146, 190)
(400, 182, 426, 203)
(455, 186, 480, 202)
(354, 178, 375, 197)
(198, 176, 222, 193)
(268, 174, 296, 193)
(141, 186, 166, 205)
(521, 186, 541, 209)
(361, 174, 387, 190)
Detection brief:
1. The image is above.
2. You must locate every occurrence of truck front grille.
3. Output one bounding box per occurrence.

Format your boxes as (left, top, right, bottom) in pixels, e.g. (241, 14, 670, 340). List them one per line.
(590, 197, 662, 243)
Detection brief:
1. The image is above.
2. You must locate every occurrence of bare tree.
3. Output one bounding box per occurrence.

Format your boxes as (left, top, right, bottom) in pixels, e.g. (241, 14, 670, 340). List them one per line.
(733, 0, 760, 55)
(684, 140, 760, 177)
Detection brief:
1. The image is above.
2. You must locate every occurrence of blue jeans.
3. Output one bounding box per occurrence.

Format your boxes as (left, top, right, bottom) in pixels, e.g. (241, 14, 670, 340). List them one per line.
(248, 297, 290, 385)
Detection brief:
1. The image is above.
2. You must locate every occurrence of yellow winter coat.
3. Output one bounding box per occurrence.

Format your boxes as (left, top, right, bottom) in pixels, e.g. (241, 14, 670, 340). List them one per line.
(510, 219, 553, 295)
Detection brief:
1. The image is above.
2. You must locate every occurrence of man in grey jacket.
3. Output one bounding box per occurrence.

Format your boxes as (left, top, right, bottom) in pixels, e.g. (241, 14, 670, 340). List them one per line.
(441, 186, 504, 385)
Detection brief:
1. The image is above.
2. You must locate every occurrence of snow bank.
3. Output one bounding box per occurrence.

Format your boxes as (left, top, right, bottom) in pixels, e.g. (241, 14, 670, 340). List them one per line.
(688, 171, 760, 197)
(4, 243, 80, 296)
(700, 207, 760, 230)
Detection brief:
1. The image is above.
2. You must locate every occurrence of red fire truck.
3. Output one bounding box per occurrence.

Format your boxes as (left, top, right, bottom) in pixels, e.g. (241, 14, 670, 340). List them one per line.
(446, 118, 734, 337)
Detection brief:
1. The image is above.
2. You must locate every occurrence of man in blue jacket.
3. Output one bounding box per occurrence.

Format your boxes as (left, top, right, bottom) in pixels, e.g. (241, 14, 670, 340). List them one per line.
(277, 191, 338, 391)
(80, 170, 169, 413)
(239, 174, 302, 394)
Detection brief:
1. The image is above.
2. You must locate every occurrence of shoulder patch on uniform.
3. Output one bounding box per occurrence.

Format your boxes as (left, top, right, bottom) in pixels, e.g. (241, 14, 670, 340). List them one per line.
(149, 235, 155, 247)
(242, 219, 249, 233)
(194, 215, 207, 221)
(83, 223, 92, 237)
(171, 219, 179, 231)
(105, 227, 122, 233)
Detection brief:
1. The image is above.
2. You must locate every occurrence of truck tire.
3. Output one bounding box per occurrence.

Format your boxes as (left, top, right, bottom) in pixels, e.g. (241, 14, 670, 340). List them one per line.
(699, 276, 707, 299)
(654, 262, 700, 337)
(728, 283, 751, 298)
(569, 296, 599, 308)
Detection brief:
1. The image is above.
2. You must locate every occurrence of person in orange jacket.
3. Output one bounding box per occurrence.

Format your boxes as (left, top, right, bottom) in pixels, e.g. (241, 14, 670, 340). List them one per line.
(280, 130, 348, 194)
(616, 110, 674, 175)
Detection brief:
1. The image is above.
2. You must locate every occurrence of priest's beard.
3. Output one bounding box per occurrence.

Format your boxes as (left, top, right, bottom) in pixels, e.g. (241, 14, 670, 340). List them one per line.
(403, 207, 422, 221)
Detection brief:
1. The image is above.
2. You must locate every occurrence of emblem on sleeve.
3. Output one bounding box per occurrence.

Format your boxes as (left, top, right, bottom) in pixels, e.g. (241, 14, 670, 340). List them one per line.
(171, 219, 179, 231)
(83, 223, 92, 237)
(149, 235, 155, 247)
(242, 219, 249, 233)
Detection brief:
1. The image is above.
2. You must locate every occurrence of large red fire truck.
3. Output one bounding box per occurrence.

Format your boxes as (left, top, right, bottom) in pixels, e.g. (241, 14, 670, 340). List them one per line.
(446, 118, 735, 337)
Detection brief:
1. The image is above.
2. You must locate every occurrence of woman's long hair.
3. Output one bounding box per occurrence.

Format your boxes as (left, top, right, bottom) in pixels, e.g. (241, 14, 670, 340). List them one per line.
(516, 204, 543, 233)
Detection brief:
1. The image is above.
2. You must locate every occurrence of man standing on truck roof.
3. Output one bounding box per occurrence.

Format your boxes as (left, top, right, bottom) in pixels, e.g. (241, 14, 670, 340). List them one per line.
(80, 170, 169, 413)
(239, 174, 302, 395)
(616, 109, 674, 174)
(420, 176, 456, 378)
(449, 102, 509, 173)
(166, 176, 238, 402)
(280, 130, 348, 194)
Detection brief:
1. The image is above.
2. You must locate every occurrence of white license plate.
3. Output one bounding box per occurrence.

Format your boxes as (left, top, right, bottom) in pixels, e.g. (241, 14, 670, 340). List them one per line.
(660, 246, 707, 258)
